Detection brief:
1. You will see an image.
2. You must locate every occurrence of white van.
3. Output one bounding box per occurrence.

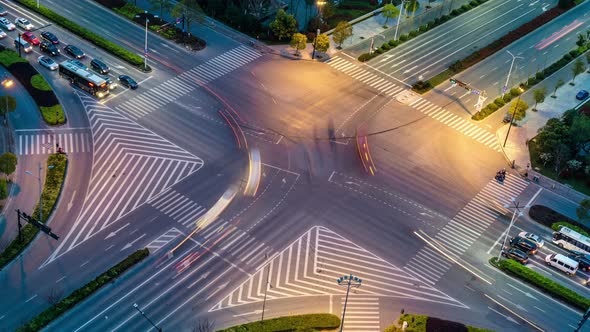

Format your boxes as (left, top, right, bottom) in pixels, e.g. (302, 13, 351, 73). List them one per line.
(14, 37, 32, 53)
(545, 253, 579, 276)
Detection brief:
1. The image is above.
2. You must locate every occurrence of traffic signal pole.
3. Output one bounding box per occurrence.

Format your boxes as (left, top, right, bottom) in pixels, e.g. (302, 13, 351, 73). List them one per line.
(449, 78, 486, 113)
(575, 308, 590, 332)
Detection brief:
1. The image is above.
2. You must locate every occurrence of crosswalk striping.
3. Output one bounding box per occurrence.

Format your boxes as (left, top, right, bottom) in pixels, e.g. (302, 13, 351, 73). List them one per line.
(148, 189, 207, 227)
(115, 46, 261, 120)
(146, 227, 184, 253)
(341, 297, 380, 332)
(405, 174, 529, 285)
(210, 226, 464, 312)
(327, 56, 405, 97)
(17, 132, 91, 155)
(408, 97, 501, 151)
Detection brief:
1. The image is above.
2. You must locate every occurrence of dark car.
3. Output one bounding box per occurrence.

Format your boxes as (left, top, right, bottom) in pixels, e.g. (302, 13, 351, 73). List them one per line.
(90, 58, 109, 75)
(576, 90, 589, 101)
(509, 236, 538, 255)
(501, 248, 529, 265)
(118, 75, 138, 89)
(40, 40, 59, 56)
(0, 5, 7, 16)
(568, 252, 590, 271)
(40, 31, 59, 44)
(64, 45, 84, 59)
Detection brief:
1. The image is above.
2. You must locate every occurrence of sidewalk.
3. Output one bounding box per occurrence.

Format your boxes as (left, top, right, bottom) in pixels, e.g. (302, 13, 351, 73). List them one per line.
(498, 52, 590, 205)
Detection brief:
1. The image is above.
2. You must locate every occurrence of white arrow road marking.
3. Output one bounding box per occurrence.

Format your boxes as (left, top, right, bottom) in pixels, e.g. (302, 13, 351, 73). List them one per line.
(233, 309, 263, 317)
(497, 294, 528, 312)
(489, 307, 519, 324)
(379, 54, 396, 63)
(160, 43, 180, 53)
(506, 283, 538, 300)
(120, 233, 146, 251)
(105, 222, 130, 240)
(67, 190, 76, 211)
(187, 272, 211, 288)
(529, 0, 539, 6)
(389, 59, 406, 67)
(403, 65, 418, 74)
(205, 281, 229, 300)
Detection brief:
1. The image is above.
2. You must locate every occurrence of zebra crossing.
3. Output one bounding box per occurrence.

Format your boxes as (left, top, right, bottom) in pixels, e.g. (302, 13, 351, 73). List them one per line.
(146, 227, 184, 253)
(115, 46, 262, 120)
(43, 92, 204, 266)
(405, 174, 529, 285)
(327, 56, 405, 97)
(341, 297, 380, 332)
(210, 226, 463, 312)
(16, 131, 91, 155)
(148, 189, 208, 228)
(408, 97, 501, 152)
(198, 217, 276, 268)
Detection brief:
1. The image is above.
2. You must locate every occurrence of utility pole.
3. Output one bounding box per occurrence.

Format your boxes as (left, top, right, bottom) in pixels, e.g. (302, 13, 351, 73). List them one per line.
(133, 303, 162, 332)
(575, 307, 590, 332)
(503, 51, 523, 96)
(394, 0, 405, 41)
(312, 28, 320, 59)
(261, 253, 271, 322)
(497, 199, 528, 261)
(337, 274, 362, 332)
(503, 91, 523, 148)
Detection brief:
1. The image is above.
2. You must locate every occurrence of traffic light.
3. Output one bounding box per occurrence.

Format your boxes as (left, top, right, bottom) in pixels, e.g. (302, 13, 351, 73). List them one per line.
(450, 78, 456, 84)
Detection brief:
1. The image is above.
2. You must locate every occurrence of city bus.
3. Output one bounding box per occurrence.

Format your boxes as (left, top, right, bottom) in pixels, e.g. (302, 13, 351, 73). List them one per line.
(552, 226, 590, 254)
(58, 60, 109, 98)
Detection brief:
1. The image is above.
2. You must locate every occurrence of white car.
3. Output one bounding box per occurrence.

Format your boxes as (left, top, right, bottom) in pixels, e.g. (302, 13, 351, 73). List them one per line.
(38, 56, 58, 71)
(15, 17, 33, 30)
(0, 17, 15, 31)
(518, 231, 544, 248)
(0, 29, 6, 39)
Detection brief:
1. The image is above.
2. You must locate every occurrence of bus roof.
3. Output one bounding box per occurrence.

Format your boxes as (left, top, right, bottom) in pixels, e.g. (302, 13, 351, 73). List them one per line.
(559, 226, 590, 245)
(59, 60, 106, 86)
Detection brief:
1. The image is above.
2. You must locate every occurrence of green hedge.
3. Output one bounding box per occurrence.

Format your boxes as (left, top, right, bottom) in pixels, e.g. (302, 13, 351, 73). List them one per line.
(217, 314, 340, 332)
(0, 50, 27, 66)
(15, 0, 148, 71)
(552, 222, 590, 237)
(40, 105, 65, 125)
(358, 0, 489, 62)
(112, 3, 143, 19)
(17, 248, 150, 332)
(31, 74, 51, 91)
(490, 257, 590, 311)
(0, 153, 67, 271)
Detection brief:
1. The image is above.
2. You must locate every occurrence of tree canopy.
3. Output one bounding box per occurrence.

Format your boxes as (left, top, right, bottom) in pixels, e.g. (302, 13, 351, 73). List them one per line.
(269, 9, 297, 41)
(332, 21, 353, 48)
(314, 34, 330, 53)
(0, 152, 17, 178)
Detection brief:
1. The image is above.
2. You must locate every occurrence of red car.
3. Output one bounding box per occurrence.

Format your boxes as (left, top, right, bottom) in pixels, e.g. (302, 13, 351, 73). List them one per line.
(22, 31, 40, 46)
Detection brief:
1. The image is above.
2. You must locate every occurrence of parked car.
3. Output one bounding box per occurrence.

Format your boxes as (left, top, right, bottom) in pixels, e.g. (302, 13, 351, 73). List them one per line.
(64, 45, 84, 59)
(21, 31, 40, 46)
(40, 40, 60, 56)
(0, 29, 6, 39)
(576, 90, 589, 101)
(518, 232, 544, 248)
(14, 17, 33, 30)
(568, 252, 590, 271)
(38, 56, 58, 70)
(40, 31, 59, 44)
(501, 248, 529, 265)
(0, 18, 15, 31)
(510, 236, 538, 255)
(0, 5, 7, 16)
(90, 58, 109, 75)
(118, 75, 138, 89)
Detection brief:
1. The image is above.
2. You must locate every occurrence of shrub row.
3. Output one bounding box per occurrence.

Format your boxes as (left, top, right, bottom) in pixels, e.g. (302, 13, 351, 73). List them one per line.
(471, 86, 526, 120)
(490, 257, 590, 311)
(384, 313, 494, 332)
(15, 0, 148, 70)
(358, 0, 489, 62)
(413, 4, 574, 96)
(0, 153, 67, 271)
(17, 248, 150, 332)
(217, 314, 341, 332)
(0, 47, 65, 125)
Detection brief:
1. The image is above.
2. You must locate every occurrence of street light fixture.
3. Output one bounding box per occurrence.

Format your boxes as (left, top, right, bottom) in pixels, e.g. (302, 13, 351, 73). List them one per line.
(393, 0, 406, 41)
(317, 0, 327, 23)
(503, 50, 523, 96)
(25, 163, 54, 223)
(133, 303, 162, 331)
(2, 76, 13, 125)
(337, 274, 362, 332)
(497, 199, 529, 261)
(135, 11, 158, 71)
(369, 34, 386, 54)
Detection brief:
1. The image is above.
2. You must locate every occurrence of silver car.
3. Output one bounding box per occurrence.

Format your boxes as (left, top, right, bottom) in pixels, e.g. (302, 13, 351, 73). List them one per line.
(38, 56, 58, 71)
(518, 231, 544, 248)
(0, 17, 15, 31)
(15, 17, 33, 30)
(0, 29, 6, 39)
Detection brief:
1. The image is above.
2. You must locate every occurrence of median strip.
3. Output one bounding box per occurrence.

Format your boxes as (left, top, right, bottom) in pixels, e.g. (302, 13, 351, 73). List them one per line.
(216, 313, 340, 332)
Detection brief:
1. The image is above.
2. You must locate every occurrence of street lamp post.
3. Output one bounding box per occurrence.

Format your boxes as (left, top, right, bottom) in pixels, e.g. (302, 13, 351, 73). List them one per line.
(136, 11, 158, 71)
(497, 199, 528, 261)
(133, 303, 162, 331)
(503, 90, 523, 148)
(369, 34, 386, 54)
(2, 77, 13, 125)
(337, 274, 362, 332)
(25, 163, 54, 223)
(317, 0, 327, 23)
(503, 50, 523, 96)
(393, 0, 406, 41)
(312, 28, 320, 60)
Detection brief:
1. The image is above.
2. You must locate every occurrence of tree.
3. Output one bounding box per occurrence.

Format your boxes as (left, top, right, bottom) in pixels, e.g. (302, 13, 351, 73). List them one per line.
(508, 99, 528, 121)
(537, 118, 570, 155)
(577, 33, 587, 47)
(0, 95, 16, 119)
(290, 32, 307, 55)
(572, 58, 586, 84)
(577, 199, 590, 222)
(148, 0, 173, 18)
(569, 113, 590, 153)
(553, 79, 564, 97)
(382, 4, 400, 27)
(314, 33, 330, 53)
(404, 0, 420, 12)
(332, 21, 353, 48)
(532, 87, 546, 110)
(171, 0, 205, 36)
(0, 152, 17, 180)
(269, 9, 297, 41)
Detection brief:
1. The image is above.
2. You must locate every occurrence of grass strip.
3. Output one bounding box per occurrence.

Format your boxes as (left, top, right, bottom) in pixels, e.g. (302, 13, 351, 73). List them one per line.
(384, 313, 494, 331)
(217, 313, 340, 332)
(16, 248, 150, 332)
